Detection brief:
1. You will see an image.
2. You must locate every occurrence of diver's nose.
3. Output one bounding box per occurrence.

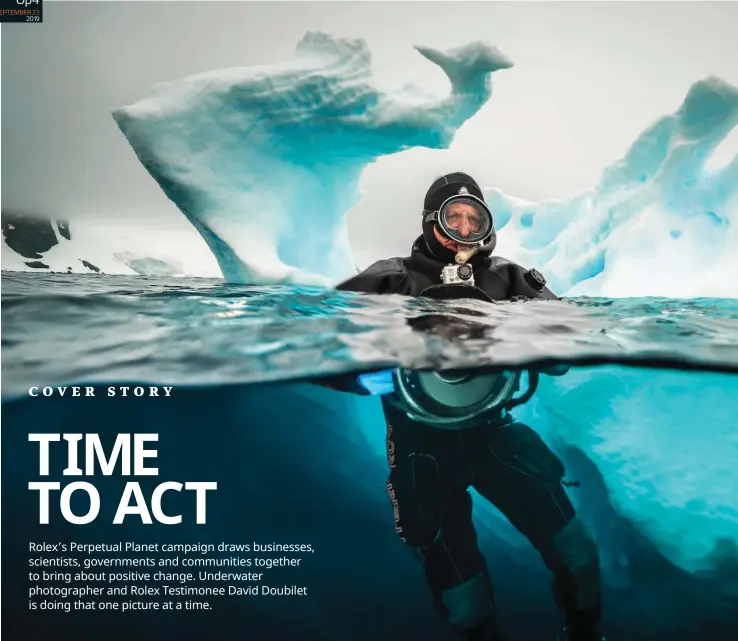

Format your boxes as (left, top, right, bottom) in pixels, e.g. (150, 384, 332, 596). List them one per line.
(457, 219, 471, 238)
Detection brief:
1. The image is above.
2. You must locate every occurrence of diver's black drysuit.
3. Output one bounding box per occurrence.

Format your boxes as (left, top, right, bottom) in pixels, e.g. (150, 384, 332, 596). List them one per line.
(335, 237, 602, 641)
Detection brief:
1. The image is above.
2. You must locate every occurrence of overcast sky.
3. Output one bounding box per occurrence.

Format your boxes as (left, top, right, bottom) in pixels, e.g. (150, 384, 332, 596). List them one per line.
(3, 1, 738, 263)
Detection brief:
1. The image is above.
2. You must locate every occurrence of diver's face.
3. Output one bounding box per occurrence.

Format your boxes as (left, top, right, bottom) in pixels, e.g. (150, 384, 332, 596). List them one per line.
(433, 225, 466, 252)
(434, 200, 482, 251)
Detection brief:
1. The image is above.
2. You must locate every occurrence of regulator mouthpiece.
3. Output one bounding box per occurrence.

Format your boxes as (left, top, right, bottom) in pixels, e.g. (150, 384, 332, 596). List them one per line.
(455, 246, 479, 264)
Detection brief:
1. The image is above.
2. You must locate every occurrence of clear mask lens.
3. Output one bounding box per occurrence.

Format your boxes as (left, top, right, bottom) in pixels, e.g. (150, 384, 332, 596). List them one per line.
(439, 196, 492, 244)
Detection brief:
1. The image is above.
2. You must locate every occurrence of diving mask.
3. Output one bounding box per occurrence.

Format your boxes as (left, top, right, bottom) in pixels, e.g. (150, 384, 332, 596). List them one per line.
(423, 189, 494, 246)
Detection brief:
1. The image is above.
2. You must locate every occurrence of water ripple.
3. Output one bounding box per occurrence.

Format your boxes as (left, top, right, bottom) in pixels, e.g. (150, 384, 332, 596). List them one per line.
(2, 272, 738, 399)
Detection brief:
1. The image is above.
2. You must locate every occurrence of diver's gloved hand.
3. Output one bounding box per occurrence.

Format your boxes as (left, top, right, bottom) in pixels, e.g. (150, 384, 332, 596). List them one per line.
(538, 364, 570, 377)
(312, 375, 372, 395)
(313, 370, 395, 396)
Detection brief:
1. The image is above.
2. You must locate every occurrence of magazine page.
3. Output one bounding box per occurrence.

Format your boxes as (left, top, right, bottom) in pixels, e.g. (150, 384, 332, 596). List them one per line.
(2, 2, 738, 641)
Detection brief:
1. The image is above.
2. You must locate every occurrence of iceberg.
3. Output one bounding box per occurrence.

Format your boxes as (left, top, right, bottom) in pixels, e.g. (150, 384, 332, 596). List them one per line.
(487, 77, 738, 299)
(112, 31, 512, 286)
(111, 33, 737, 300)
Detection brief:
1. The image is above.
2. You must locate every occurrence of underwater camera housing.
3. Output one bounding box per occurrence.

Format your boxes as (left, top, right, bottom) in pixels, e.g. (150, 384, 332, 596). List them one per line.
(356, 367, 539, 429)
(355, 282, 540, 429)
(388, 368, 538, 429)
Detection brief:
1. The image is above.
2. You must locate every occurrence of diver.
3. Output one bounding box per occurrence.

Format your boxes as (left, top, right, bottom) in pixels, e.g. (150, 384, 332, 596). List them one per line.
(331, 173, 604, 641)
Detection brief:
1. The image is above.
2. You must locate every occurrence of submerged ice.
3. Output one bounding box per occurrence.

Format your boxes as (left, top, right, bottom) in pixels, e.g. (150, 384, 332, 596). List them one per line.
(528, 369, 738, 585)
(348, 366, 738, 597)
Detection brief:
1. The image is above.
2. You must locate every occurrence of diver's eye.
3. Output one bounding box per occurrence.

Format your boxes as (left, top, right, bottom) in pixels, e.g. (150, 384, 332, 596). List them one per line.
(445, 211, 482, 231)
